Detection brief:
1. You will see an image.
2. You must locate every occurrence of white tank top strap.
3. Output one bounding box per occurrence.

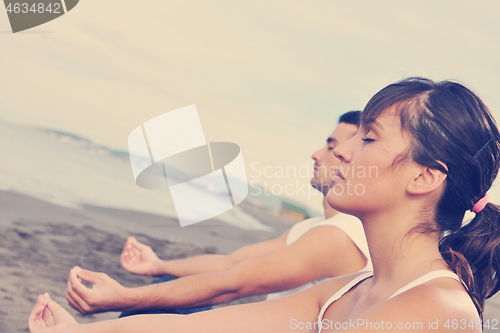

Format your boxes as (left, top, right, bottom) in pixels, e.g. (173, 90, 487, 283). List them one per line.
(388, 270, 465, 299)
(317, 270, 466, 333)
(317, 272, 373, 333)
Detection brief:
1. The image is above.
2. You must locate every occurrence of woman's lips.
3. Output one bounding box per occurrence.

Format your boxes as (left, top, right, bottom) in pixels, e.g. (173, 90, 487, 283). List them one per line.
(332, 167, 345, 181)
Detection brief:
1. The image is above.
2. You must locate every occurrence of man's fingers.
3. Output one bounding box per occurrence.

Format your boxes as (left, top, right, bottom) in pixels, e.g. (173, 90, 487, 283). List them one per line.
(66, 279, 85, 313)
(66, 286, 93, 314)
(120, 248, 134, 263)
(129, 237, 148, 251)
(68, 268, 92, 297)
(121, 248, 142, 270)
(121, 238, 134, 255)
(66, 292, 82, 312)
(122, 237, 138, 252)
(73, 266, 101, 283)
(67, 269, 93, 313)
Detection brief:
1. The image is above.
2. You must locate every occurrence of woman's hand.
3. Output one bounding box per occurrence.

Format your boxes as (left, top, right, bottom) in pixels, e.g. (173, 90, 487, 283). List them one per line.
(28, 293, 78, 333)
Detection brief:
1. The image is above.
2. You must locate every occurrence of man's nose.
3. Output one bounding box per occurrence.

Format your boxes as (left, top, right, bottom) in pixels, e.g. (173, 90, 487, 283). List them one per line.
(311, 147, 325, 162)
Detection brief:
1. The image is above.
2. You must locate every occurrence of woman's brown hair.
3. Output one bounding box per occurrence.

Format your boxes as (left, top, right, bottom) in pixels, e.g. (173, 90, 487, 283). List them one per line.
(362, 77, 500, 318)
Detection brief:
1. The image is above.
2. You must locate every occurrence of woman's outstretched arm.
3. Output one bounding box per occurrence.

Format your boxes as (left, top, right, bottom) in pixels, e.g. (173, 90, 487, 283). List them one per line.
(30, 284, 323, 333)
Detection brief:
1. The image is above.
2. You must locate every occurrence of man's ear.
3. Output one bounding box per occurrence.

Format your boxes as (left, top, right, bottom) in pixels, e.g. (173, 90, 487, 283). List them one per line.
(407, 163, 447, 195)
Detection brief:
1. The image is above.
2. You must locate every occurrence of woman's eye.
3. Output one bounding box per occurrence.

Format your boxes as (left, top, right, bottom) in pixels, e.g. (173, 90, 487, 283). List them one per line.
(361, 138, 375, 142)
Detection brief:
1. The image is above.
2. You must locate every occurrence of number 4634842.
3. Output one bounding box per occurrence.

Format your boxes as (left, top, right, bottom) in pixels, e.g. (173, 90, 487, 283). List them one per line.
(484, 319, 500, 330)
(443, 319, 498, 330)
(5, 3, 61, 14)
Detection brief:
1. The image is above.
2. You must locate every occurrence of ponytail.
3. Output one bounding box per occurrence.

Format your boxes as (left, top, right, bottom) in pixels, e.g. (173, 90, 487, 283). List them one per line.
(361, 77, 500, 318)
(439, 203, 500, 317)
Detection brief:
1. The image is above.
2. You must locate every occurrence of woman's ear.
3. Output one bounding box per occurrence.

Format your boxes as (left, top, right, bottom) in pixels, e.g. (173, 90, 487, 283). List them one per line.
(407, 163, 447, 195)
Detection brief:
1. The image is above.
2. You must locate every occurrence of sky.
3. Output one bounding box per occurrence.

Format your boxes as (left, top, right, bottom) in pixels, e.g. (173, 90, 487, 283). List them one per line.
(1, 0, 499, 212)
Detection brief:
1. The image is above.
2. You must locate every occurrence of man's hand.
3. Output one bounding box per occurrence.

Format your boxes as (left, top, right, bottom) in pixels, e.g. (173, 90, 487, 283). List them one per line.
(29, 293, 78, 333)
(120, 237, 163, 276)
(66, 266, 130, 314)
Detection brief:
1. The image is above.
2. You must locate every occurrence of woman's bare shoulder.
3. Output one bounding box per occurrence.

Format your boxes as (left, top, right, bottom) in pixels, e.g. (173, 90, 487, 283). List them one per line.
(360, 279, 480, 333)
(306, 271, 373, 308)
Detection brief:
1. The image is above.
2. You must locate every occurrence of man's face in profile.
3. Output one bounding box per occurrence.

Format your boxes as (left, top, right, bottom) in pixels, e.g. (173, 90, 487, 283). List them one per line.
(311, 122, 358, 195)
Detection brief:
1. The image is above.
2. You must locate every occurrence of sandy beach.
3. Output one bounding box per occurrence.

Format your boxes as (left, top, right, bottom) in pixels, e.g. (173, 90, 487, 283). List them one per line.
(0, 190, 498, 332)
(0, 190, 293, 332)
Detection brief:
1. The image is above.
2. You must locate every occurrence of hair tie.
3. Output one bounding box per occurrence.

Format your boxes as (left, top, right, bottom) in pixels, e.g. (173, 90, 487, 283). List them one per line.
(471, 193, 489, 213)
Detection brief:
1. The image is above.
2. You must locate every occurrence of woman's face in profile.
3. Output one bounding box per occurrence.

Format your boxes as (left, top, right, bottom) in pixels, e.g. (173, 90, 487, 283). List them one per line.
(327, 106, 418, 217)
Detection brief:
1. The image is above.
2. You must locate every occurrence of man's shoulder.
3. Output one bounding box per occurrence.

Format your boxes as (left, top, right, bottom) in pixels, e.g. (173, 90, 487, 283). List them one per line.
(285, 216, 326, 245)
(303, 213, 371, 268)
(287, 216, 325, 235)
(292, 214, 352, 229)
(311, 213, 362, 231)
(289, 221, 357, 251)
(324, 212, 360, 223)
(286, 214, 364, 247)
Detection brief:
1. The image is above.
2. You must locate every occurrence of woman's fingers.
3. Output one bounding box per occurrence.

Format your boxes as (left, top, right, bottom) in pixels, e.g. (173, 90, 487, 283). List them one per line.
(29, 293, 77, 333)
(44, 293, 78, 325)
(42, 298, 55, 327)
(28, 295, 48, 332)
(44, 293, 67, 316)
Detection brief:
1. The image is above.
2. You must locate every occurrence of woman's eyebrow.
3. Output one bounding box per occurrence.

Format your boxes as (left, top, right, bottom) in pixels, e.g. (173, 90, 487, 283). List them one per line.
(363, 120, 384, 133)
(372, 121, 384, 130)
(327, 137, 338, 144)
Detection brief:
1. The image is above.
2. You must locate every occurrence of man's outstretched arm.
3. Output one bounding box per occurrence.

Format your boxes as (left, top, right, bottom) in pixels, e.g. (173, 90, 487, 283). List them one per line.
(67, 225, 366, 314)
(120, 230, 290, 277)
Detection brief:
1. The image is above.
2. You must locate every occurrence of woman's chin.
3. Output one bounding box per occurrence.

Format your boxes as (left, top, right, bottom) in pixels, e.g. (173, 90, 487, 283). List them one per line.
(326, 189, 346, 210)
(326, 189, 365, 218)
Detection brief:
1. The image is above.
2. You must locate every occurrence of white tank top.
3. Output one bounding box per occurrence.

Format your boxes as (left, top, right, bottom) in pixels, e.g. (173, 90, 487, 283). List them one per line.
(317, 270, 464, 333)
(266, 213, 371, 301)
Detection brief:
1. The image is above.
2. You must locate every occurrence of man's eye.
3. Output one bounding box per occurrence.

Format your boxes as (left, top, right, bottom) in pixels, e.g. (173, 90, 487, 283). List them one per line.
(361, 138, 375, 142)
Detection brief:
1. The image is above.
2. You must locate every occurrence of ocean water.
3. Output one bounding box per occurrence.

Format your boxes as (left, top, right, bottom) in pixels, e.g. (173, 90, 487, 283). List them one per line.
(0, 120, 273, 231)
